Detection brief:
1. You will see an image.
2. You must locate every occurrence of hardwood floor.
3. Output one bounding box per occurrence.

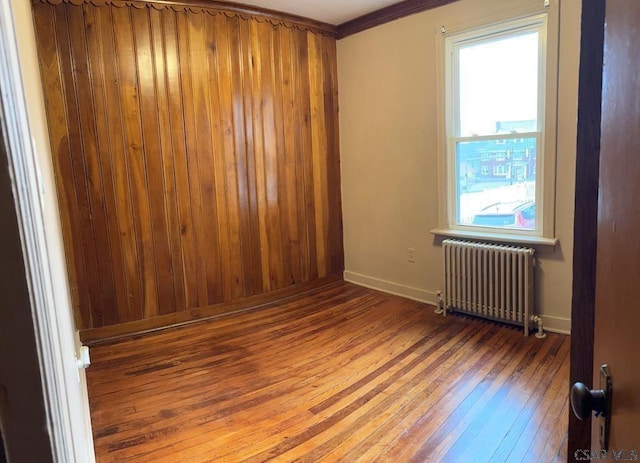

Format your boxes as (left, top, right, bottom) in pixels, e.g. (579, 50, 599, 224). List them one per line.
(86, 282, 570, 462)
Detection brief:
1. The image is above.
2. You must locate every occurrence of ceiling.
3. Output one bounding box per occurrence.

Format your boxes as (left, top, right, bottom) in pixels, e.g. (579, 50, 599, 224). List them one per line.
(230, 0, 401, 25)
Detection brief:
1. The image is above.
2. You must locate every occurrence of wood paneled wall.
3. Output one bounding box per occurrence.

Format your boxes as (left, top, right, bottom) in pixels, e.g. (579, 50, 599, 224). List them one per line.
(32, 0, 343, 338)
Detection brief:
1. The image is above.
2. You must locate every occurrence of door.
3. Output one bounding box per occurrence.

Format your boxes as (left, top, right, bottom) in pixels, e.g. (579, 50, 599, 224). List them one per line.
(570, 0, 640, 457)
(591, 0, 640, 451)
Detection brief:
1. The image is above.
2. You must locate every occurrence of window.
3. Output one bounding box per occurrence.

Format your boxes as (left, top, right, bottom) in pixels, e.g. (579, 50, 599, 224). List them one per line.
(493, 165, 507, 176)
(441, 14, 554, 239)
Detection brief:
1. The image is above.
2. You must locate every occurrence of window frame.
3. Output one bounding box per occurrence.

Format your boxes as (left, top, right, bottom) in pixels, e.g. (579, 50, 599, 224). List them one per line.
(433, 7, 559, 246)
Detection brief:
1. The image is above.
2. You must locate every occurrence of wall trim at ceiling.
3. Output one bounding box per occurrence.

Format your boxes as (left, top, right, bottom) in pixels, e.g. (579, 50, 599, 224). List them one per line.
(32, 0, 337, 37)
(337, 0, 460, 39)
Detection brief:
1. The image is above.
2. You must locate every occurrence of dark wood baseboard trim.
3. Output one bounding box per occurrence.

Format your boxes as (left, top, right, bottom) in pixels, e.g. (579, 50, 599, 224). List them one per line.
(80, 274, 343, 345)
(337, 0, 459, 39)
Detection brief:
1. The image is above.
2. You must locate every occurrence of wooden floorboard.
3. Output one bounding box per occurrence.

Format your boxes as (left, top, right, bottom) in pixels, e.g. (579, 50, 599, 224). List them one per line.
(86, 282, 570, 462)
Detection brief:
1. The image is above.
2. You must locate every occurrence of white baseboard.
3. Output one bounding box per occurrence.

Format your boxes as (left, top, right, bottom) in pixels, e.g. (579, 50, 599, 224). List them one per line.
(343, 271, 439, 306)
(540, 315, 571, 335)
(343, 271, 571, 335)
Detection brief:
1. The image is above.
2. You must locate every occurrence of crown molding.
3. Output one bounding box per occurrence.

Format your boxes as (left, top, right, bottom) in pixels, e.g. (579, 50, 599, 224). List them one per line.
(337, 0, 459, 39)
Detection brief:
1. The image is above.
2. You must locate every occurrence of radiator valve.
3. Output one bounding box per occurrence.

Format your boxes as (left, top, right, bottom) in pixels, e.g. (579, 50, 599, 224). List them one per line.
(531, 315, 546, 339)
(434, 290, 446, 316)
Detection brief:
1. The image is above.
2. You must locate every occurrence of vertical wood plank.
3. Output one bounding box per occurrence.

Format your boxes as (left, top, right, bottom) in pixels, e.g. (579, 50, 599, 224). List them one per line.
(307, 32, 329, 279)
(54, 4, 105, 327)
(68, 5, 119, 325)
(249, 20, 272, 292)
(227, 15, 259, 297)
(165, 10, 198, 311)
(112, 5, 159, 320)
(279, 27, 301, 286)
(239, 17, 263, 296)
(150, 8, 186, 313)
(188, 11, 223, 305)
(82, 4, 127, 325)
(97, 5, 143, 324)
(176, 11, 208, 308)
(272, 26, 293, 288)
(297, 30, 318, 282)
(33, 2, 91, 328)
(131, 7, 175, 317)
(260, 22, 286, 290)
(322, 35, 344, 275)
(212, 13, 245, 301)
(203, 15, 231, 302)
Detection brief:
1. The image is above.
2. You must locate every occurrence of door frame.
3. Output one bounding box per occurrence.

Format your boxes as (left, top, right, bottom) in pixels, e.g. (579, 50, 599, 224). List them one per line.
(568, 0, 606, 459)
(0, 1, 95, 461)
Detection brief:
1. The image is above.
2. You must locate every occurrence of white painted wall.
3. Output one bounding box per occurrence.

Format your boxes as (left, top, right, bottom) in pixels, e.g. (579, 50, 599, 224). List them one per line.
(337, 0, 581, 333)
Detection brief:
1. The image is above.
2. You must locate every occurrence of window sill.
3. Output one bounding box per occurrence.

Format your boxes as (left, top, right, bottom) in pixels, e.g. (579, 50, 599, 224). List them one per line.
(430, 228, 558, 250)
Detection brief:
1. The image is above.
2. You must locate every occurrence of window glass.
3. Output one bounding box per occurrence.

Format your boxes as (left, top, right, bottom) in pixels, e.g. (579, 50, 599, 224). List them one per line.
(455, 138, 537, 230)
(458, 32, 539, 137)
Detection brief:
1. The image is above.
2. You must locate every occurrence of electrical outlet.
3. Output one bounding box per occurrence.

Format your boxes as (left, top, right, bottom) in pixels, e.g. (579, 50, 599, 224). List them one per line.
(408, 248, 416, 263)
